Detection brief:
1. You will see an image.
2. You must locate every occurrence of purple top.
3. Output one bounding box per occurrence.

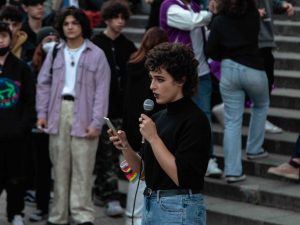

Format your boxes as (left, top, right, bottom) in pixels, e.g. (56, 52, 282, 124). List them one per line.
(36, 40, 111, 137)
(160, 0, 200, 47)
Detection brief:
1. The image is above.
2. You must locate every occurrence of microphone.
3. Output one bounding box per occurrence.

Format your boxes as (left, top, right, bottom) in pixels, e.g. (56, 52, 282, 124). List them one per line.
(141, 99, 154, 144)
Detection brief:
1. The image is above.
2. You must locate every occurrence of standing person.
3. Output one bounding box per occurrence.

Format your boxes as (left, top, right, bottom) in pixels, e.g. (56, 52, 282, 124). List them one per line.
(144, 0, 163, 30)
(0, 5, 28, 60)
(91, 0, 136, 217)
(36, 6, 110, 225)
(258, 0, 294, 133)
(29, 26, 60, 223)
(160, 0, 222, 178)
(21, 0, 46, 207)
(206, 0, 270, 183)
(0, 22, 35, 225)
(122, 27, 168, 225)
(110, 42, 210, 225)
(21, 0, 45, 63)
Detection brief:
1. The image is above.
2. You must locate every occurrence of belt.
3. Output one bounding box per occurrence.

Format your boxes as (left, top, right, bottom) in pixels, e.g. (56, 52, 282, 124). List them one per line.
(62, 95, 75, 101)
(143, 187, 201, 197)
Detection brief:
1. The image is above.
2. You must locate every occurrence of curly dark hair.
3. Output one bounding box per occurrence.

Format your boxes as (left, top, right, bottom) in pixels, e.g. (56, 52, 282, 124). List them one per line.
(216, 0, 257, 17)
(101, 0, 131, 21)
(55, 6, 92, 41)
(145, 43, 199, 97)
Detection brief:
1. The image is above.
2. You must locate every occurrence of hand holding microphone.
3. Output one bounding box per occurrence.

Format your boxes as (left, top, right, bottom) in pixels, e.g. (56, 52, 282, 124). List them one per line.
(140, 99, 155, 144)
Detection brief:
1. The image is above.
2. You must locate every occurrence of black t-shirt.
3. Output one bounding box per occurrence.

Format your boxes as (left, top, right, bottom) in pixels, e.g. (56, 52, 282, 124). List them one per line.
(142, 97, 210, 190)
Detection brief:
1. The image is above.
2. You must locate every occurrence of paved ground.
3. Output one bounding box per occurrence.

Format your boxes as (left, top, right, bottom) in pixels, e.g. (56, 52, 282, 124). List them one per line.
(0, 190, 126, 225)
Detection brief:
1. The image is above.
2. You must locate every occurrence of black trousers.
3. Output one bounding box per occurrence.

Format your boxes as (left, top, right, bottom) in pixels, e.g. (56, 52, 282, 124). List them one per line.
(259, 47, 275, 96)
(32, 133, 52, 212)
(0, 138, 26, 221)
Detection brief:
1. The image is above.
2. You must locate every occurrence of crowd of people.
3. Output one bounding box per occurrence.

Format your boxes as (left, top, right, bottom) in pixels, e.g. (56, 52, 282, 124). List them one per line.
(0, 0, 298, 225)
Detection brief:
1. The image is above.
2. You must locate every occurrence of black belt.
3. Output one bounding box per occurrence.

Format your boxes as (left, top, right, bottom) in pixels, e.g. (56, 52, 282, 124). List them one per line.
(62, 95, 75, 101)
(143, 187, 201, 197)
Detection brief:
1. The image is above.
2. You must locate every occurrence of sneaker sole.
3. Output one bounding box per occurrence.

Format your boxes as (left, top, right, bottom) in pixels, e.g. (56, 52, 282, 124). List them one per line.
(226, 175, 247, 184)
(247, 153, 269, 160)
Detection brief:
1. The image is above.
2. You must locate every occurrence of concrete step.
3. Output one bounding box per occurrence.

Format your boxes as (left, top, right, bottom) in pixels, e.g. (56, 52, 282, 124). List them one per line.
(204, 175, 300, 213)
(275, 35, 300, 52)
(274, 51, 300, 71)
(274, 20, 300, 36)
(241, 107, 300, 133)
(213, 146, 298, 181)
(212, 124, 299, 156)
(274, 6, 300, 21)
(206, 196, 300, 225)
(274, 70, 300, 89)
(270, 88, 300, 110)
(126, 14, 148, 29)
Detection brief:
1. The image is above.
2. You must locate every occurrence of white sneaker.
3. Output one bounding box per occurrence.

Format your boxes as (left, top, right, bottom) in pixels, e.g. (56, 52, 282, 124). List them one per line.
(105, 200, 124, 217)
(125, 217, 142, 225)
(11, 215, 24, 225)
(206, 158, 223, 178)
(212, 103, 225, 127)
(265, 120, 283, 134)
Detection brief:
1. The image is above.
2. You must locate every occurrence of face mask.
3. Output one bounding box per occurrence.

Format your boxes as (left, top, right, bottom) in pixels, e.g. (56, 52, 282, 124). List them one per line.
(0, 46, 10, 56)
(42, 41, 57, 53)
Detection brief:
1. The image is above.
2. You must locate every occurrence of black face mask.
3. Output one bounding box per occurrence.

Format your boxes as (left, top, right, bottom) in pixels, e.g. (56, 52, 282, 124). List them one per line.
(0, 46, 10, 56)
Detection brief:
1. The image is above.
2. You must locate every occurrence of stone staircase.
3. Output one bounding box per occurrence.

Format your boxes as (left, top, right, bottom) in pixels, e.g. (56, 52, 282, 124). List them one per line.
(102, 3, 300, 225)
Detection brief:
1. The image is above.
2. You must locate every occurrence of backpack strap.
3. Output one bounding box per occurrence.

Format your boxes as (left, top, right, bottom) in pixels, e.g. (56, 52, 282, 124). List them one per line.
(49, 44, 59, 75)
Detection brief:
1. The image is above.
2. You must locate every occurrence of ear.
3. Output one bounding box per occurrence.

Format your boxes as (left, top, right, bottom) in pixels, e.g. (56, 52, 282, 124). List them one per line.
(22, 5, 28, 13)
(176, 76, 186, 87)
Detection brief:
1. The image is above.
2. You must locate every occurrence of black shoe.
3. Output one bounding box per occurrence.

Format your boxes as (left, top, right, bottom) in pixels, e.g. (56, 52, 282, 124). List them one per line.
(78, 222, 93, 225)
(45, 222, 69, 225)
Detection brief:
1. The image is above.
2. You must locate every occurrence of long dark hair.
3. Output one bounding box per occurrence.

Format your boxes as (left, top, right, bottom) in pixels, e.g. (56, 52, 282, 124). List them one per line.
(128, 27, 168, 64)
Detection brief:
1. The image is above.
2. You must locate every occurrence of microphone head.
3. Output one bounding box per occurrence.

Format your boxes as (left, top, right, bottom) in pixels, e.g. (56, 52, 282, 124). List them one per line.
(143, 99, 154, 112)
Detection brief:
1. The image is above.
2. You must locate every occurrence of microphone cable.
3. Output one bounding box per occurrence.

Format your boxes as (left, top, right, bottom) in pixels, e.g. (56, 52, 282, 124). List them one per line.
(131, 144, 145, 225)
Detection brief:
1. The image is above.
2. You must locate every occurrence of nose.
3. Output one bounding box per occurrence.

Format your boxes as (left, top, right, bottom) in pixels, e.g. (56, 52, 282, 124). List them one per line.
(150, 80, 156, 90)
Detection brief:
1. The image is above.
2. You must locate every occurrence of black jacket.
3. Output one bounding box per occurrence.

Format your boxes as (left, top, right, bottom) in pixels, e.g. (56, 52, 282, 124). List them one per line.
(91, 32, 136, 118)
(0, 53, 35, 139)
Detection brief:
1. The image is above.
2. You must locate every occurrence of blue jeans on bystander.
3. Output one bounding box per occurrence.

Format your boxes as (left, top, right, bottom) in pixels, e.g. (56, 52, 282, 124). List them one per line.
(220, 59, 269, 176)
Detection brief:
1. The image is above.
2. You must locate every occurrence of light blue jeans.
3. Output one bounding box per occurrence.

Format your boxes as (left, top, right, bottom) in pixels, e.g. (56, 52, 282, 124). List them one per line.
(142, 192, 206, 225)
(193, 74, 214, 157)
(220, 59, 269, 176)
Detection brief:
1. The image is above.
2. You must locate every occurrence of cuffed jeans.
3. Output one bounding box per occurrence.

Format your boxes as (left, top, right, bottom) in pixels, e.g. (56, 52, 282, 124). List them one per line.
(48, 100, 98, 224)
(220, 59, 269, 176)
(142, 192, 206, 225)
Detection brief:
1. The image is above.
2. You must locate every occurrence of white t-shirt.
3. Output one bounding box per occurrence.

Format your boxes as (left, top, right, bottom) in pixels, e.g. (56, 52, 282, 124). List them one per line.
(62, 41, 86, 96)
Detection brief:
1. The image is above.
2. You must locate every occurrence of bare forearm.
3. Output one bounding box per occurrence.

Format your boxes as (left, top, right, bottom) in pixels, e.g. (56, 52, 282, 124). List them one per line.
(122, 146, 143, 173)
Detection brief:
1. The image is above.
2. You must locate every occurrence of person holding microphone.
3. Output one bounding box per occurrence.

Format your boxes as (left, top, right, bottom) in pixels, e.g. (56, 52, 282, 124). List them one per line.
(109, 42, 210, 225)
